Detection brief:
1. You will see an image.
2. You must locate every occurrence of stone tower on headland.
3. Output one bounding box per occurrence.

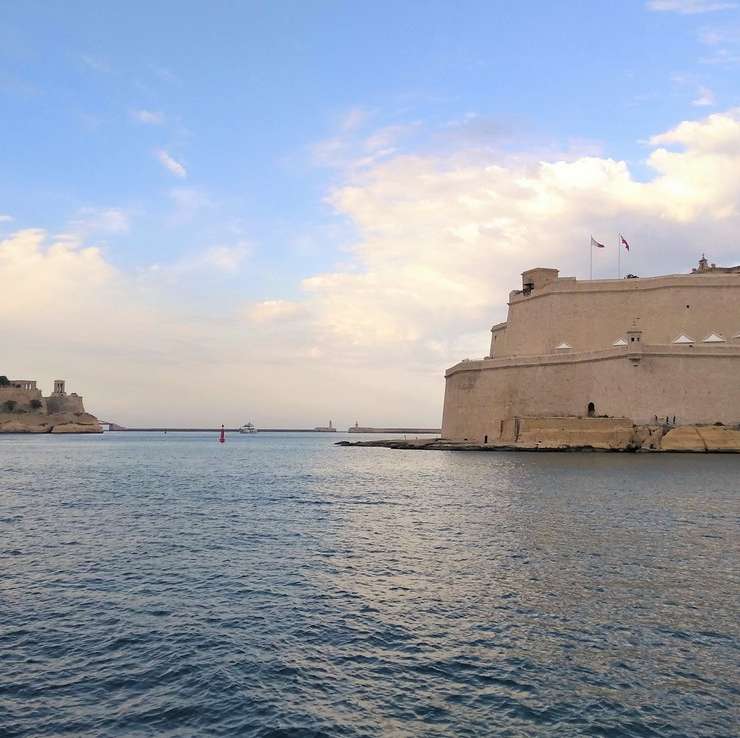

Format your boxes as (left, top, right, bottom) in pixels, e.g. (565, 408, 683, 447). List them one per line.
(0, 378, 99, 433)
(442, 257, 740, 443)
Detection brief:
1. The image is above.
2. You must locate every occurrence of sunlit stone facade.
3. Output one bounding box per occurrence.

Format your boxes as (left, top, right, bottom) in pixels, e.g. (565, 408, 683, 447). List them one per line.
(442, 258, 740, 442)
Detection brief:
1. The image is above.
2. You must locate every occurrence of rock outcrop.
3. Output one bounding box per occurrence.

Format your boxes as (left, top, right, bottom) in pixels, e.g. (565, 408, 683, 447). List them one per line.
(338, 421, 740, 453)
(661, 425, 740, 452)
(512, 417, 636, 450)
(0, 412, 102, 434)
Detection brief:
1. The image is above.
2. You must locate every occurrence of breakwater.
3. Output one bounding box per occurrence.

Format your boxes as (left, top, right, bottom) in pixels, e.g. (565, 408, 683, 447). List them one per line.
(110, 428, 339, 433)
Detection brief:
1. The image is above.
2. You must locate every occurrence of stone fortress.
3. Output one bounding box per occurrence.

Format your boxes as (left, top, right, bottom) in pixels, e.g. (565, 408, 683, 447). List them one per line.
(0, 378, 101, 433)
(441, 256, 740, 451)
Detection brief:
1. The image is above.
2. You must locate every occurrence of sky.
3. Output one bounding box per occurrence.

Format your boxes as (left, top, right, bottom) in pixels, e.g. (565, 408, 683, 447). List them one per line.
(2, 0, 740, 427)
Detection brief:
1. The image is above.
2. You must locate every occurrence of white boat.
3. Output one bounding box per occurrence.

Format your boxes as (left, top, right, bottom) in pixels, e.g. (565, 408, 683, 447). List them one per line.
(239, 422, 258, 434)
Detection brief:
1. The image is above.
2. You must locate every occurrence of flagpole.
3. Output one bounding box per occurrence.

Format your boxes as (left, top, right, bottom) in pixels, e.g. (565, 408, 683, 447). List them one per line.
(590, 237, 593, 280)
(618, 234, 621, 279)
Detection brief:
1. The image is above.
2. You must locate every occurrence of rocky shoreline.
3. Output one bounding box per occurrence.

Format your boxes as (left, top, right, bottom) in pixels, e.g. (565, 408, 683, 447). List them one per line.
(337, 424, 740, 453)
(0, 412, 102, 434)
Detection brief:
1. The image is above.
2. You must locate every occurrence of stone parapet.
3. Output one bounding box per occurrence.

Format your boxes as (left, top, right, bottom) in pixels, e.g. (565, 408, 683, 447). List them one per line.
(508, 271, 740, 305)
(447, 343, 740, 376)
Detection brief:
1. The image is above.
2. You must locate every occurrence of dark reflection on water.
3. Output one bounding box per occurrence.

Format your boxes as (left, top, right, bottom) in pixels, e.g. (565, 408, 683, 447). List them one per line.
(0, 433, 738, 737)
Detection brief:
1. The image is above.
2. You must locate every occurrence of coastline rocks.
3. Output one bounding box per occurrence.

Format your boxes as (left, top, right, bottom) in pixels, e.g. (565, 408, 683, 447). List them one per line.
(0, 412, 102, 434)
(339, 422, 740, 453)
(0, 419, 52, 433)
(660, 426, 706, 452)
(698, 426, 740, 451)
(51, 421, 101, 434)
(661, 425, 740, 452)
(634, 424, 666, 451)
(513, 417, 635, 451)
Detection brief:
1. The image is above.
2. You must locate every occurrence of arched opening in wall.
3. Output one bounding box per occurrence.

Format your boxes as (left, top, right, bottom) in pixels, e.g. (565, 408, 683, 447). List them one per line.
(587, 402, 596, 417)
(484, 435, 488, 444)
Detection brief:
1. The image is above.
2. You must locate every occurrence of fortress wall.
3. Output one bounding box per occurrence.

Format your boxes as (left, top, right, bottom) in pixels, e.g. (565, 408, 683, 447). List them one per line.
(0, 387, 46, 412)
(46, 394, 85, 415)
(441, 353, 740, 442)
(502, 279, 740, 357)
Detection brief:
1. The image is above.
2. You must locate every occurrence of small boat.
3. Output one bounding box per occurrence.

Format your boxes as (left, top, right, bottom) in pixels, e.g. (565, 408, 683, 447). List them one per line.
(239, 422, 258, 434)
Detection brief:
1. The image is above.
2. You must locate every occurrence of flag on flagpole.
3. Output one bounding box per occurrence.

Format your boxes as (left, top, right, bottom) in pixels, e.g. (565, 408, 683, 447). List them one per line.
(590, 236, 606, 249)
(619, 233, 630, 251)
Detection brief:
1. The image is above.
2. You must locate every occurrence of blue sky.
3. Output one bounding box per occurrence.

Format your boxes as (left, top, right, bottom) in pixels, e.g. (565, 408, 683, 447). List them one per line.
(2, 1, 740, 424)
(2, 2, 737, 273)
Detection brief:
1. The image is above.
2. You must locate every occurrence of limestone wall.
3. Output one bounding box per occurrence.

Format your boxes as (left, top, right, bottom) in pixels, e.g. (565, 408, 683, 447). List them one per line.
(0, 387, 46, 413)
(444, 267, 740, 442)
(510, 416, 636, 450)
(501, 273, 740, 358)
(442, 351, 740, 442)
(45, 393, 85, 415)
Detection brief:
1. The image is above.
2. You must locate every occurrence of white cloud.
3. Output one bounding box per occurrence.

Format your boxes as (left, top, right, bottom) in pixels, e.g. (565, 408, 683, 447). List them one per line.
(146, 242, 251, 280)
(647, 0, 737, 13)
(246, 299, 304, 323)
(701, 47, 740, 63)
(699, 24, 740, 63)
(132, 109, 164, 125)
(312, 108, 417, 170)
(299, 109, 740, 355)
(692, 85, 716, 105)
(201, 245, 249, 273)
(340, 106, 371, 132)
(0, 214, 13, 222)
(155, 149, 187, 178)
(69, 207, 130, 236)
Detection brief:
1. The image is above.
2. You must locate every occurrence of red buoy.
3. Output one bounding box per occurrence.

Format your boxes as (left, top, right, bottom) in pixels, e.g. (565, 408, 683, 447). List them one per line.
(219, 424, 225, 443)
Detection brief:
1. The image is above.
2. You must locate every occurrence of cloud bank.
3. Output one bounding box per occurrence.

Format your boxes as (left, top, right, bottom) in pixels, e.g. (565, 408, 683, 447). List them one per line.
(3, 110, 740, 426)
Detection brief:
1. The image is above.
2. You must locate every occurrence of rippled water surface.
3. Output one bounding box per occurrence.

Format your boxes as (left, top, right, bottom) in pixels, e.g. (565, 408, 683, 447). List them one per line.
(1, 432, 738, 737)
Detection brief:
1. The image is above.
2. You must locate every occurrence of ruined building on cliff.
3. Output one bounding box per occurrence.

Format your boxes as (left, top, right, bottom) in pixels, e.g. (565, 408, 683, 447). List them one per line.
(441, 256, 740, 443)
(0, 378, 100, 433)
(0, 379, 86, 415)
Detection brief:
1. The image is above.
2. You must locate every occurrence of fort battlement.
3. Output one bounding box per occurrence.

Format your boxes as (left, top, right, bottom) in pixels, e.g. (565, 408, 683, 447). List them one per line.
(442, 257, 740, 443)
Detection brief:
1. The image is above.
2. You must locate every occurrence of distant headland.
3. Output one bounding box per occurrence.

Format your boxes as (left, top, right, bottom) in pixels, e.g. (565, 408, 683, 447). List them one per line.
(0, 377, 101, 433)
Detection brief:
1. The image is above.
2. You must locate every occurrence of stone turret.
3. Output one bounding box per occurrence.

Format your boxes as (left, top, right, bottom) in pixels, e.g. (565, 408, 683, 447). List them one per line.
(46, 379, 85, 414)
(521, 267, 559, 294)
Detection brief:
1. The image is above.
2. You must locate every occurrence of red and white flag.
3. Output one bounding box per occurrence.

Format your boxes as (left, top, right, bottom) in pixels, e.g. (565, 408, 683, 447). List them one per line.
(590, 236, 606, 249)
(619, 233, 630, 251)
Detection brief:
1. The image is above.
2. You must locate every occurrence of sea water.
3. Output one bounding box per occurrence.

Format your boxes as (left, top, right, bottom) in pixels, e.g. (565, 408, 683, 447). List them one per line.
(1, 432, 738, 737)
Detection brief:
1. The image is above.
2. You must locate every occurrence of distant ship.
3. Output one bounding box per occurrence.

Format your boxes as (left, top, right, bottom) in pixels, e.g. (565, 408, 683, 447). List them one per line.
(239, 422, 258, 434)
